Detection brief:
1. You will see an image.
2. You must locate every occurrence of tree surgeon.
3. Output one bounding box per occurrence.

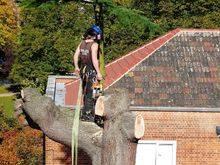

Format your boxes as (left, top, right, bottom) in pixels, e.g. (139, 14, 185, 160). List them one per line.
(73, 25, 103, 123)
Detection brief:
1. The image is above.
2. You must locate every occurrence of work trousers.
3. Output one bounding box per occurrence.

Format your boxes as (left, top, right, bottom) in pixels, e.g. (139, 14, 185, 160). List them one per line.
(80, 65, 96, 118)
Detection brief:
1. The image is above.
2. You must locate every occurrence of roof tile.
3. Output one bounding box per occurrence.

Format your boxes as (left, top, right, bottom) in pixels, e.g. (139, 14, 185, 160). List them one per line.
(111, 29, 220, 108)
(132, 51, 143, 60)
(145, 44, 156, 53)
(117, 58, 130, 70)
(110, 61, 126, 76)
(124, 54, 137, 66)
(130, 53, 141, 63)
(105, 65, 116, 79)
(138, 47, 150, 57)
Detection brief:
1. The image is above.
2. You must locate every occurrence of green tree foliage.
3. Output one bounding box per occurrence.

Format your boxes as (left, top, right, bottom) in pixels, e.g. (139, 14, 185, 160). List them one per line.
(10, 0, 162, 92)
(113, 0, 132, 6)
(0, 0, 18, 49)
(0, 106, 43, 164)
(10, 2, 94, 92)
(0, 0, 18, 77)
(104, 5, 162, 61)
(12, 0, 220, 91)
(131, 0, 220, 30)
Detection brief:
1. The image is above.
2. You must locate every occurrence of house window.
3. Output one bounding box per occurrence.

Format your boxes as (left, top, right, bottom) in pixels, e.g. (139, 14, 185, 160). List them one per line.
(136, 140, 176, 165)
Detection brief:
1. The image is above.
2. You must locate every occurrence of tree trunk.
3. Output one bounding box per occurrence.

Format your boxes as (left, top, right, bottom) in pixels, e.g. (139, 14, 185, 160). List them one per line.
(16, 88, 145, 165)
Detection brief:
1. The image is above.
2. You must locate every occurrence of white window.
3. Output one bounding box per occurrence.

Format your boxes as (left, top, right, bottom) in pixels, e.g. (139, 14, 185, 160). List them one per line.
(136, 140, 177, 165)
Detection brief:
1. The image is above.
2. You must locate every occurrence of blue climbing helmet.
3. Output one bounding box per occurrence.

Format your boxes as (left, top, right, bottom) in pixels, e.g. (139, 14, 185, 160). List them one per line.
(83, 25, 102, 40)
(90, 25, 102, 35)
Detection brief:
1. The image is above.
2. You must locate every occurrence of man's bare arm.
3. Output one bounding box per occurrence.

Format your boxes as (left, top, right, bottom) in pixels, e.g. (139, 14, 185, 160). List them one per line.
(91, 43, 102, 80)
(74, 45, 80, 73)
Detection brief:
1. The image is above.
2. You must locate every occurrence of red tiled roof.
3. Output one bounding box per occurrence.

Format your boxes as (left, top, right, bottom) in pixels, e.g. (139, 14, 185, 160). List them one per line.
(56, 78, 74, 84)
(64, 28, 220, 107)
(103, 28, 182, 89)
(65, 79, 81, 106)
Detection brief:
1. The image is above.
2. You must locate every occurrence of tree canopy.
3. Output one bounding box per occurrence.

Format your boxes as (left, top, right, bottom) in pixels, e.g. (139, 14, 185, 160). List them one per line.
(0, 0, 19, 77)
(0, 0, 18, 49)
(10, 0, 162, 92)
(131, 0, 220, 30)
(7, 0, 220, 92)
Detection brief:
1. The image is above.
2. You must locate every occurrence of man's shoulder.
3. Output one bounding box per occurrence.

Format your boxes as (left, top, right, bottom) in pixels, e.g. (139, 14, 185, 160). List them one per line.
(91, 42, 98, 48)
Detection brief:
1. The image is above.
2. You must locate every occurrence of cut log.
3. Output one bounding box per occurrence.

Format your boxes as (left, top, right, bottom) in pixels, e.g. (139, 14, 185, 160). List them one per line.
(134, 114, 145, 139)
(95, 96, 105, 116)
(96, 88, 145, 139)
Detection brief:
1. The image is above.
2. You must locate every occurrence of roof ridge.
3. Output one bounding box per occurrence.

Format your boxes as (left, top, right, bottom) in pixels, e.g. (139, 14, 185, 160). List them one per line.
(104, 28, 182, 89)
(105, 28, 182, 67)
(65, 78, 80, 86)
(177, 28, 220, 32)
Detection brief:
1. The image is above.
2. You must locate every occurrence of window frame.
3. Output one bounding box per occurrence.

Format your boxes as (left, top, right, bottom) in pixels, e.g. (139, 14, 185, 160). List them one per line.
(136, 140, 177, 165)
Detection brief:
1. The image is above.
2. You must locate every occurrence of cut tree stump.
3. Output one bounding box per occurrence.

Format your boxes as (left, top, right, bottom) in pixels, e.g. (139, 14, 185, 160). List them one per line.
(16, 88, 145, 165)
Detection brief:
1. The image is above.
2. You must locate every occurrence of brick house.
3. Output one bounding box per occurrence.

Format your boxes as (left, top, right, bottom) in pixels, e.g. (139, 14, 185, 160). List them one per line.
(45, 28, 220, 165)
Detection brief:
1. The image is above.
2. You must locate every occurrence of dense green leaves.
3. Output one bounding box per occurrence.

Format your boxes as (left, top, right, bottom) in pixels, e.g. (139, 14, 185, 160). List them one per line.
(10, 0, 162, 92)
(0, 0, 18, 49)
(0, 0, 19, 77)
(9, 0, 220, 92)
(10, 2, 94, 92)
(99, 0, 163, 62)
(131, 0, 220, 30)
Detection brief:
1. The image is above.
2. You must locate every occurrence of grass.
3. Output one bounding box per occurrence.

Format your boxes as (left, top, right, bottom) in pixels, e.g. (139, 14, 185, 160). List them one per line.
(0, 86, 9, 94)
(0, 96, 16, 118)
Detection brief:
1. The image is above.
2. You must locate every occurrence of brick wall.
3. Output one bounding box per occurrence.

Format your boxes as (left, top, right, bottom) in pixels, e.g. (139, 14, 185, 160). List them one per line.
(45, 137, 92, 165)
(134, 111, 220, 165)
(45, 111, 220, 165)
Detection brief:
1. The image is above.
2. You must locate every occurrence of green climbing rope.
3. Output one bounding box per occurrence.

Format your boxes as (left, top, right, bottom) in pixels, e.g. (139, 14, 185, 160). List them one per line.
(99, 40, 105, 95)
(72, 79, 82, 165)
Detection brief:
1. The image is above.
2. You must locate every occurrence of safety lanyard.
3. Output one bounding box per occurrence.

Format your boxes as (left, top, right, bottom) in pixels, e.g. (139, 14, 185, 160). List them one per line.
(71, 80, 82, 165)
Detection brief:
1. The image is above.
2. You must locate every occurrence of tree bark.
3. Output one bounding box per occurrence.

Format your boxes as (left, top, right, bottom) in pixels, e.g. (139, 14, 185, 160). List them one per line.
(101, 88, 140, 165)
(16, 88, 145, 165)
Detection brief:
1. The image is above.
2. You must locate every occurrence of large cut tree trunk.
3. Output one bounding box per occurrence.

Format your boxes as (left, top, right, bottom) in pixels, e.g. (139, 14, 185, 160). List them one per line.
(15, 88, 145, 165)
